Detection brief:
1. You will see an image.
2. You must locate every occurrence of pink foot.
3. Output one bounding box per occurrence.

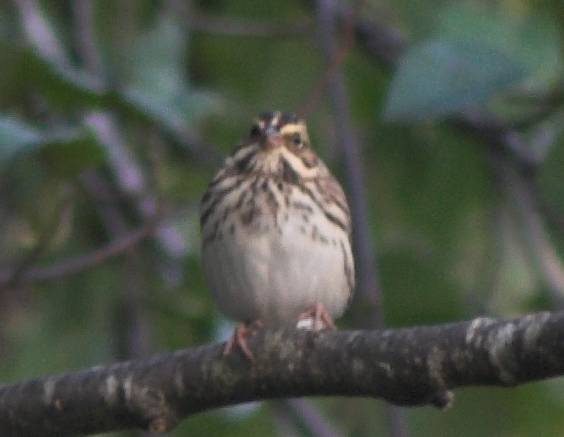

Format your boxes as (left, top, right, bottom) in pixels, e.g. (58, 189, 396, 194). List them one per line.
(224, 320, 264, 361)
(297, 303, 336, 331)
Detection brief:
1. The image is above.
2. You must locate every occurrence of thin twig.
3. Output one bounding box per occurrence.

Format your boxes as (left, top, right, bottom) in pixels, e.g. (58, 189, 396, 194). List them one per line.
(299, 0, 357, 117)
(453, 109, 542, 173)
(72, 0, 104, 75)
(0, 219, 158, 285)
(506, 88, 564, 130)
(494, 153, 564, 307)
(0, 192, 72, 291)
(12, 0, 66, 63)
(468, 176, 505, 315)
(271, 402, 302, 437)
(284, 398, 342, 437)
(538, 197, 564, 238)
(188, 14, 310, 38)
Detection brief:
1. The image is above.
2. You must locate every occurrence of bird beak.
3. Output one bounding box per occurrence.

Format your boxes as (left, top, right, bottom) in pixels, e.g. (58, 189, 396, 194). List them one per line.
(262, 126, 283, 150)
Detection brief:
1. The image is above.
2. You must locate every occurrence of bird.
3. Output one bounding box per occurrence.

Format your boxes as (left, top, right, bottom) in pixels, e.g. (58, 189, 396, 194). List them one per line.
(200, 111, 355, 360)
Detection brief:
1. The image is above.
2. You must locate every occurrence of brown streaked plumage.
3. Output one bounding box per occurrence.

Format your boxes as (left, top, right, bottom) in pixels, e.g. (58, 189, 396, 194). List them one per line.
(200, 111, 355, 359)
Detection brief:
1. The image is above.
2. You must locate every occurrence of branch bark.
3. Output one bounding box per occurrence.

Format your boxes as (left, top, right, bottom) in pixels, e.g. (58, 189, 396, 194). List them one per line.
(1, 311, 564, 436)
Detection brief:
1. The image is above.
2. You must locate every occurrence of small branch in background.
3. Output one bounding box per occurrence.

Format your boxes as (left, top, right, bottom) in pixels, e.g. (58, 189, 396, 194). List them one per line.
(80, 171, 156, 370)
(284, 398, 342, 437)
(0, 192, 72, 291)
(1, 311, 564, 436)
(81, 169, 157, 368)
(72, 0, 104, 74)
(188, 14, 311, 38)
(300, 0, 357, 117)
(271, 402, 302, 437)
(168, 0, 310, 38)
(12, 0, 66, 63)
(315, 0, 383, 335)
(494, 154, 564, 307)
(79, 170, 132, 232)
(452, 109, 542, 174)
(0, 218, 158, 286)
(332, 0, 406, 68)
(467, 183, 505, 315)
(505, 88, 564, 130)
(539, 198, 564, 238)
(315, 2, 407, 437)
(112, 253, 154, 360)
(85, 109, 188, 282)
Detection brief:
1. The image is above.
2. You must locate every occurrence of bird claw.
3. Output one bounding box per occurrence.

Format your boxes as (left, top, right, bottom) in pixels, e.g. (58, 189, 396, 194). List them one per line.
(224, 320, 264, 361)
(297, 303, 336, 331)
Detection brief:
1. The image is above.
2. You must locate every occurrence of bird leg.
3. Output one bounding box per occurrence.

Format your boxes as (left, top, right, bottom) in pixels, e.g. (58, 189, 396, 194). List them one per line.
(224, 320, 264, 361)
(297, 303, 336, 331)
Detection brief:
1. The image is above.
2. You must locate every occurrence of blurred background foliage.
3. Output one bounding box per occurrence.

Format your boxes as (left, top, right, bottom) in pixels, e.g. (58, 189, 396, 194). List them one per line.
(0, 0, 563, 436)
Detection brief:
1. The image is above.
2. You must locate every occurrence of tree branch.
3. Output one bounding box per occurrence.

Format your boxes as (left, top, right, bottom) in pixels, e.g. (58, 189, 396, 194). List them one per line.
(1, 311, 564, 436)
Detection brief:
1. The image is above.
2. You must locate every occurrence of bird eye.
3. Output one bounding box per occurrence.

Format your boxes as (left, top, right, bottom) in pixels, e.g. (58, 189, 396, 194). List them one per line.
(291, 133, 302, 147)
(250, 124, 261, 137)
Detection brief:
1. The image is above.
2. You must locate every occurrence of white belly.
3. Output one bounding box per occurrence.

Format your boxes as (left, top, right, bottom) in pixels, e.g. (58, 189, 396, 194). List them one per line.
(202, 212, 351, 326)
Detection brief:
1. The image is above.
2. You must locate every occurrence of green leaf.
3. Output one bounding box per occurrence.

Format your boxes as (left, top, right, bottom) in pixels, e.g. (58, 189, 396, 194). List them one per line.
(0, 117, 42, 167)
(0, 40, 106, 109)
(121, 16, 218, 138)
(0, 34, 217, 153)
(437, 3, 562, 88)
(383, 3, 562, 121)
(383, 40, 527, 121)
(126, 16, 187, 102)
(38, 130, 106, 177)
(23, 52, 107, 109)
(0, 116, 105, 176)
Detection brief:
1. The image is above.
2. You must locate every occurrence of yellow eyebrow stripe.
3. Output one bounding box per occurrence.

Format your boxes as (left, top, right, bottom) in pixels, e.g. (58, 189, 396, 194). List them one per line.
(280, 124, 306, 136)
